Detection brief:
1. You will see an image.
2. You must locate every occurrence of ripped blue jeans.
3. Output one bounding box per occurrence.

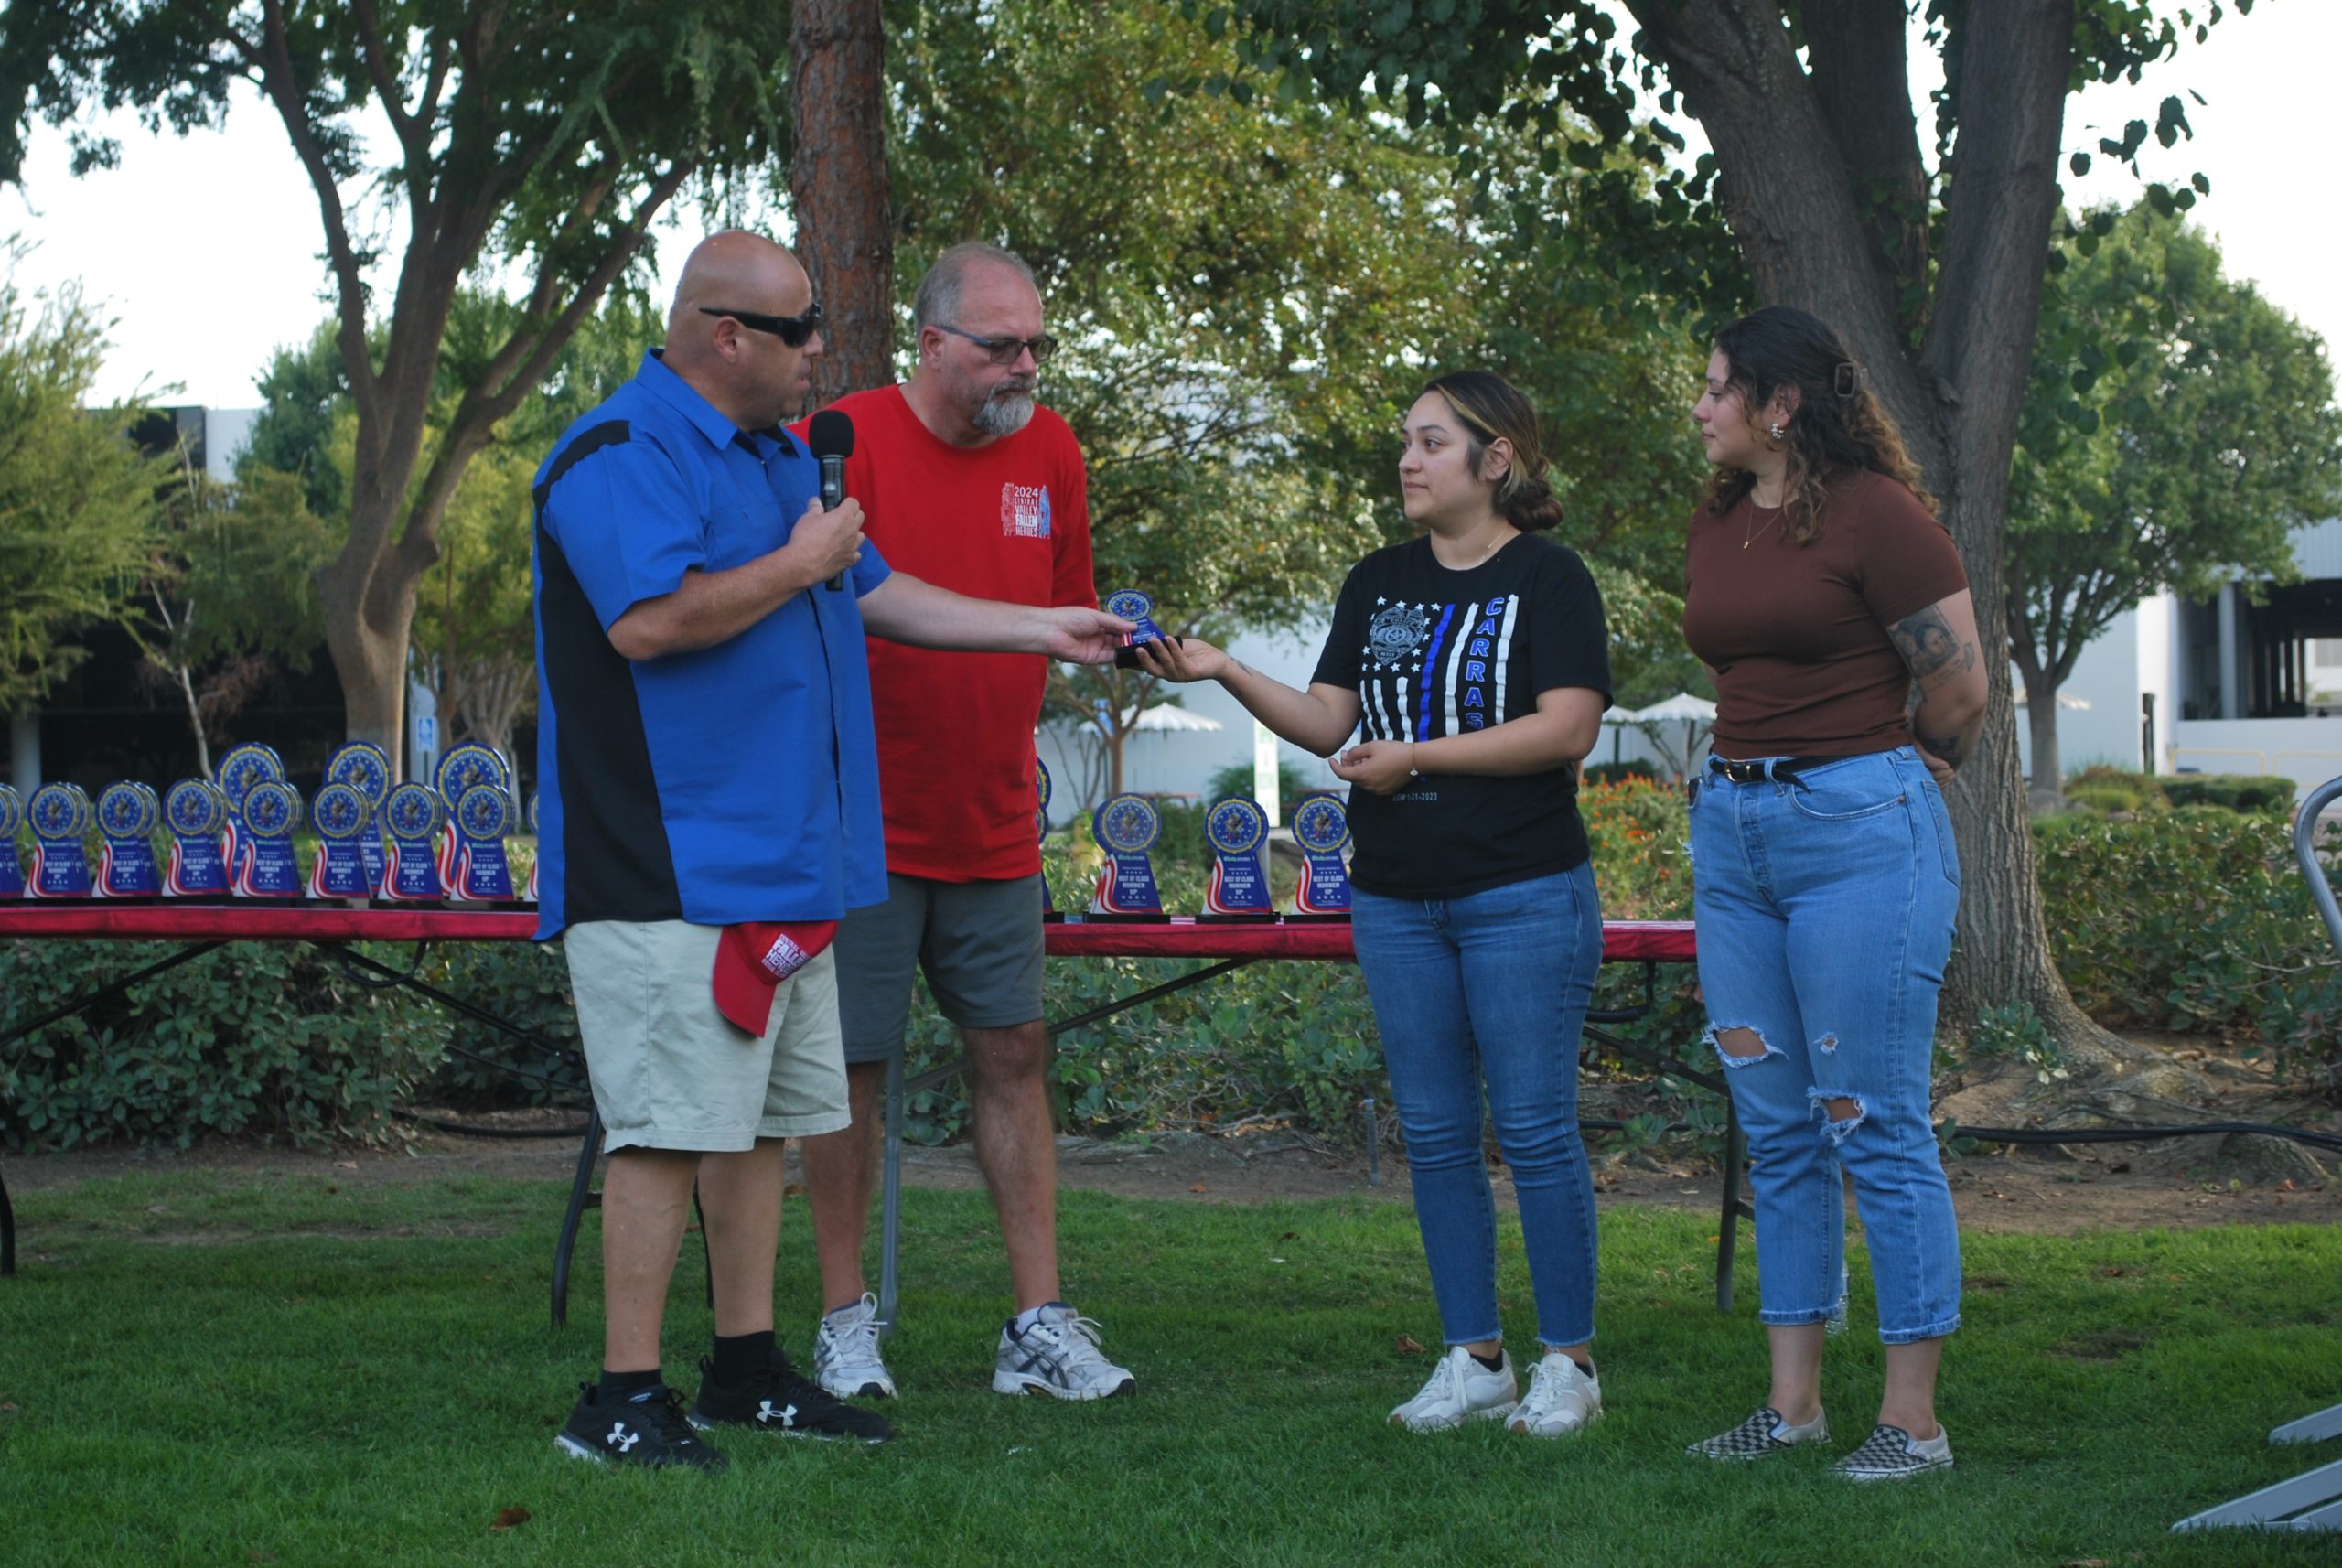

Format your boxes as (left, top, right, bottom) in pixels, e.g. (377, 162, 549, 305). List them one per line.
(1689, 747, 1962, 1345)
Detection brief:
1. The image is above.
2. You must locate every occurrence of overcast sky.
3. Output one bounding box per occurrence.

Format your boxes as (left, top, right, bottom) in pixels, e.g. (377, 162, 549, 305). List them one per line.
(6, 2, 2334, 412)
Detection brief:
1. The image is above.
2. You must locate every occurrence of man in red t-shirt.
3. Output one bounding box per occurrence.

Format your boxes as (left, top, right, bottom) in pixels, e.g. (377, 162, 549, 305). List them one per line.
(798, 243, 1133, 1403)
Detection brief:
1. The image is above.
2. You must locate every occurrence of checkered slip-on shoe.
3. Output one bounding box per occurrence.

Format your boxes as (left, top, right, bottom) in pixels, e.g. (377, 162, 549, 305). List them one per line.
(1686, 1405, 1830, 1459)
(1833, 1423, 1952, 1481)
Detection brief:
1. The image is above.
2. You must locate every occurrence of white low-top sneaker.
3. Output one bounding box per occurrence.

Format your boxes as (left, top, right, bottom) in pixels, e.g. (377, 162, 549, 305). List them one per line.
(1507, 1351, 1602, 1437)
(1389, 1346, 1518, 1432)
(812, 1293, 897, 1400)
(992, 1303, 1135, 1400)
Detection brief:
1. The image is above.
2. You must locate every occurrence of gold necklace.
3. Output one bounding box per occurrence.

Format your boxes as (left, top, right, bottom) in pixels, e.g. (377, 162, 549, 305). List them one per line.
(1743, 500, 1782, 550)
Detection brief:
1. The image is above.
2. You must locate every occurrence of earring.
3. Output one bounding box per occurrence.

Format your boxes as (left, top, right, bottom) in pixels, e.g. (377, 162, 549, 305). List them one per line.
(1767, 422, 1786, 446)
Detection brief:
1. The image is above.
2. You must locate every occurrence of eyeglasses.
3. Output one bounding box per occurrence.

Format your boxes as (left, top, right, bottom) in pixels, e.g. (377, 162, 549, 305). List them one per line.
(698, 302, 824, 348)
(932, 322, 1058, 366)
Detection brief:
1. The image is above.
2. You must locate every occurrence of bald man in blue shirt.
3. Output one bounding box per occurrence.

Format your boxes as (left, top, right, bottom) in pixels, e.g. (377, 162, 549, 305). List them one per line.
(533, 232, 1126, 1468)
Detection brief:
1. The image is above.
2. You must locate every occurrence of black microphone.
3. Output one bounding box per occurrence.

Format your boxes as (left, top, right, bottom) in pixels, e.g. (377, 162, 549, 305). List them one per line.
(807, 409, 855, 591)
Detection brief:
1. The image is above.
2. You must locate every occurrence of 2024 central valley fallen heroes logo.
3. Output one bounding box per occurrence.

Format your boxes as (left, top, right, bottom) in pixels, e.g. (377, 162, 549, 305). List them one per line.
(1000, 482, 1053, 539)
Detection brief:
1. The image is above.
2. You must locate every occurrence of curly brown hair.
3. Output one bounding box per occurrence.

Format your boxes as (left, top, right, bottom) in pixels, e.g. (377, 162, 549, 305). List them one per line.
(1702, 306, 1934, 543)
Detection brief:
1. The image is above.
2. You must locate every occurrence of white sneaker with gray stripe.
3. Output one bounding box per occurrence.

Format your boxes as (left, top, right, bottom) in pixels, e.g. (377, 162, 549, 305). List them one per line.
(992, 1303, 1135, 1400)
(813, 1292, 897, 1400)
(1687, 1405, 1831, 1459)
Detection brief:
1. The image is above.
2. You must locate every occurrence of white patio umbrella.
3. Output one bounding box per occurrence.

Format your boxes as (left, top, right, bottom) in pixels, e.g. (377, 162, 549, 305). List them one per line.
(1626, 693, 1718, 777)
(1120, 703, 1225, 733)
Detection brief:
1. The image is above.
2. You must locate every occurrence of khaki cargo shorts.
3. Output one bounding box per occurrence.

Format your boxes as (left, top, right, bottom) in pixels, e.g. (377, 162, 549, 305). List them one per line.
(564, 919, 851, 1154)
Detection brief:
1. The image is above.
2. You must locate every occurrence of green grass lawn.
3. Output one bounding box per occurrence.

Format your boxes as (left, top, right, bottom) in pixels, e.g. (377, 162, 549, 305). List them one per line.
(1, 1170, 2337, 1566)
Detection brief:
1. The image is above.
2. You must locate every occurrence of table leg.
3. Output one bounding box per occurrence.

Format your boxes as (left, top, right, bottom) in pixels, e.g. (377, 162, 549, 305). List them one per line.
(876, 1048, 905, 1338)
(552, 1107, 603, 1329)
(1715, 1102, 1746, 1313)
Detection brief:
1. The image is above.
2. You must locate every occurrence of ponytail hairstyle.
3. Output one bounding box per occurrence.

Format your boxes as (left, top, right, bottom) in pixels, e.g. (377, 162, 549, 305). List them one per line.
(1700, 306, 1935, 542)
(1420, 370, 1563, 532)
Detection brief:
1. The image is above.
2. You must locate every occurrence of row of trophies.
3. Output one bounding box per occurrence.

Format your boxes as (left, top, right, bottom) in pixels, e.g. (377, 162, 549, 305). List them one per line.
(0, 740, 533, 903)
(1059, 763, 1355, 919)
(0, 741, 1355, 918)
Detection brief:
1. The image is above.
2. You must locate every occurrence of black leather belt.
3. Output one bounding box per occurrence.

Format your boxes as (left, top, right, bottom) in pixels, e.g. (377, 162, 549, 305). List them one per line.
(1708, 756, 1841, 786)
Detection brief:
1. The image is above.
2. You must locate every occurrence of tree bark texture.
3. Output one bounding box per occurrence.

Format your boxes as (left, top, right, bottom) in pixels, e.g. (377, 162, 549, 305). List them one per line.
(2022, 671, 2065, 806)
(1628, 0, 2128, 1061)
(791, 0, 896, 407)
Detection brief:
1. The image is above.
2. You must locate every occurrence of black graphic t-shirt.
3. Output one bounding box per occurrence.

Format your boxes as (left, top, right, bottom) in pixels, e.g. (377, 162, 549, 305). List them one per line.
(1311, 533, 1611, 900)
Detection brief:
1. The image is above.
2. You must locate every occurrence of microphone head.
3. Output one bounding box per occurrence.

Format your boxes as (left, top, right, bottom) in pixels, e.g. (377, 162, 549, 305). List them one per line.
(808, 409, 855, 461)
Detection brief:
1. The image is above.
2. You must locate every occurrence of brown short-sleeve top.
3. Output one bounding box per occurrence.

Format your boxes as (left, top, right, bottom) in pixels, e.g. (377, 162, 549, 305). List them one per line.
(1681, 470, 1968, 760)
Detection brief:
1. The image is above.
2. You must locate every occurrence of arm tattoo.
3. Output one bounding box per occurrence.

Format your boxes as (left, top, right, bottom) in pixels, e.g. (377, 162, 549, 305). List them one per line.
(1889, 604, 1978, 686)
(1917, 729, 1965, 766)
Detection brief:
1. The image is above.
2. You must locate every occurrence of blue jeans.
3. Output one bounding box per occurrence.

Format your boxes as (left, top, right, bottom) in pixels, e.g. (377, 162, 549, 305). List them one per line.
(1350, 864, 1603, 1349)
(1689, 747, 1962, 1345)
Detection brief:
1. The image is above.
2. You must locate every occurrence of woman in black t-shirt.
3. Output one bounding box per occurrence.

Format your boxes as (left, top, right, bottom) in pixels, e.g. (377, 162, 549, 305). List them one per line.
(1137, 371, 1613, 1438)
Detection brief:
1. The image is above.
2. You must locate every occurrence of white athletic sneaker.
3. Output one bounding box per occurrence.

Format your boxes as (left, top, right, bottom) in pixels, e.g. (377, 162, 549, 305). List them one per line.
(812, 1293, 897, 1400)
(1389, 1346, 1518, 1432)
(1506, 1352, 1603, 1438)
(991, 1303, 1136, 1400)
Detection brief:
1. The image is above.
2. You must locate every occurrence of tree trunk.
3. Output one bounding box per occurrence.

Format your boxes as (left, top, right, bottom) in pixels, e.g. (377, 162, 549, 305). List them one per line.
(316, 498, 431, 775)
(790, 0, 895, 407)
(2022, 667, 2065, 806)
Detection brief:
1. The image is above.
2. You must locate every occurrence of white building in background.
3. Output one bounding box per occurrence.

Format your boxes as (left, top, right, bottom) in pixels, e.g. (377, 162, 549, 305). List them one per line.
(2020, 516, 2342, 798)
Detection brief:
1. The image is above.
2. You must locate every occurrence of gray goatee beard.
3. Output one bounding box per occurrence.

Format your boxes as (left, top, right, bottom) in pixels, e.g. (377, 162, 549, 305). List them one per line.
(972, 384, 1036, 437)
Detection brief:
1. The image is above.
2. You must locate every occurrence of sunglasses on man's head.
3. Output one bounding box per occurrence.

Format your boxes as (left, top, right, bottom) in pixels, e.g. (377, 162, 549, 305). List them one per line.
(932, 322, 1058, 366)
(698, 302, 824, 348)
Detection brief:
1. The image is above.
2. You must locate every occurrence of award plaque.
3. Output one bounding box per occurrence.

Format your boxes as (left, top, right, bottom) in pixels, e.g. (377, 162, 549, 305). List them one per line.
(0, 784, 22, 897)
(435, 743, 510, 889)
(1036, 759, 1057, 919)
(1201, 795, 1273, 918)
(378, 782, 448, 901)
(449, 784, 517, 900)
(215, 741, 285, 889)
(235, 780, 304, 898)
(325, 741, 393, 894)
(27, 782, 94, 897)
(164, 779, 231, 896)
(1107, 589, 1168, 669)
(1290, 791, 1353, 917)
(307, 782, 375, 900)
(523, 789, 541, 905)
(1088, 792, 1164, 917)
(95, 781, 162, 897)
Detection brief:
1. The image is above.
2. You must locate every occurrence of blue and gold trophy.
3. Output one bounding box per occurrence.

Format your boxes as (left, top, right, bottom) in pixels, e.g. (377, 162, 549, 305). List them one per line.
(434, 743, 510, 891)
(215, 741, 285, 891)
(27, 782, 93, 897)
(307, 782, 374, 900)
(1289, 792, 1353, 917)
(164, 779, 231, 896)
(325, 741, 393, 894)
(95, 781, 162, 897)
(1202, 795, 1273, 918)
(1107, 589, 1168, 668)
(234, 780, 303, 898)
(449, 785, 517, 900)
(378, 782, 447, 901)
(0, 784, 23, 897)
(523, 790, 541, 905)
(1036, 759, 1057, 919)
(1088, 792, 1163, 917)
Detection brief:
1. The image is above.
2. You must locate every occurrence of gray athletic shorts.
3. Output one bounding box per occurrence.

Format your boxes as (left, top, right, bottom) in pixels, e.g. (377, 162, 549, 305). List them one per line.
(564, 919, 851, 1153)
(834, 872, 1047, 1064)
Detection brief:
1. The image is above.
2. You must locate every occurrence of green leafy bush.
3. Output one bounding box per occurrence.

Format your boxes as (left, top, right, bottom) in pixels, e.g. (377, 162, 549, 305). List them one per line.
(2156, 773, 2296, 816)
(0, 940, 449, 1150)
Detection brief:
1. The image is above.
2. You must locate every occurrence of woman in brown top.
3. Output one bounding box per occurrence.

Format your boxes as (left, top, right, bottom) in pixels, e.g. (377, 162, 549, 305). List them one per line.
(1678, 306, 1988, 1480)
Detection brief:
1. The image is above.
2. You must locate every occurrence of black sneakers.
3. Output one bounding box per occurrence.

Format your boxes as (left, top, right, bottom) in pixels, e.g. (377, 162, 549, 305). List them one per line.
(688, 1350, 895, 1444)
(554, 1381, 729, 1471)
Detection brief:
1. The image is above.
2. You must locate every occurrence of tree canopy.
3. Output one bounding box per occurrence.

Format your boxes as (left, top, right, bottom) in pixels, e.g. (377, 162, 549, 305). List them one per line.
(2010, 201, 2342, 800)
(0, 254, 166, 715)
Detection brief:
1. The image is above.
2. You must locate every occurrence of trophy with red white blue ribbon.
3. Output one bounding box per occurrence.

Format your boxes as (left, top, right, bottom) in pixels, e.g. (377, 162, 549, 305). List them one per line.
(1290, 792, 1353, 917)
(1088, 792, 1163, 917)
(0, 784, 23, 897)
(307, 781, 375, 900)
(378, 783, 448, 901)
(1202, 795, 1273, 918)
(234, 781, 303, 898)
(27, 783, 92, 897)
(215, 742, 285, 892)
(95, 782, 162, 897)
(164, 779, 231, 896)
(325, 742, 392, 894)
